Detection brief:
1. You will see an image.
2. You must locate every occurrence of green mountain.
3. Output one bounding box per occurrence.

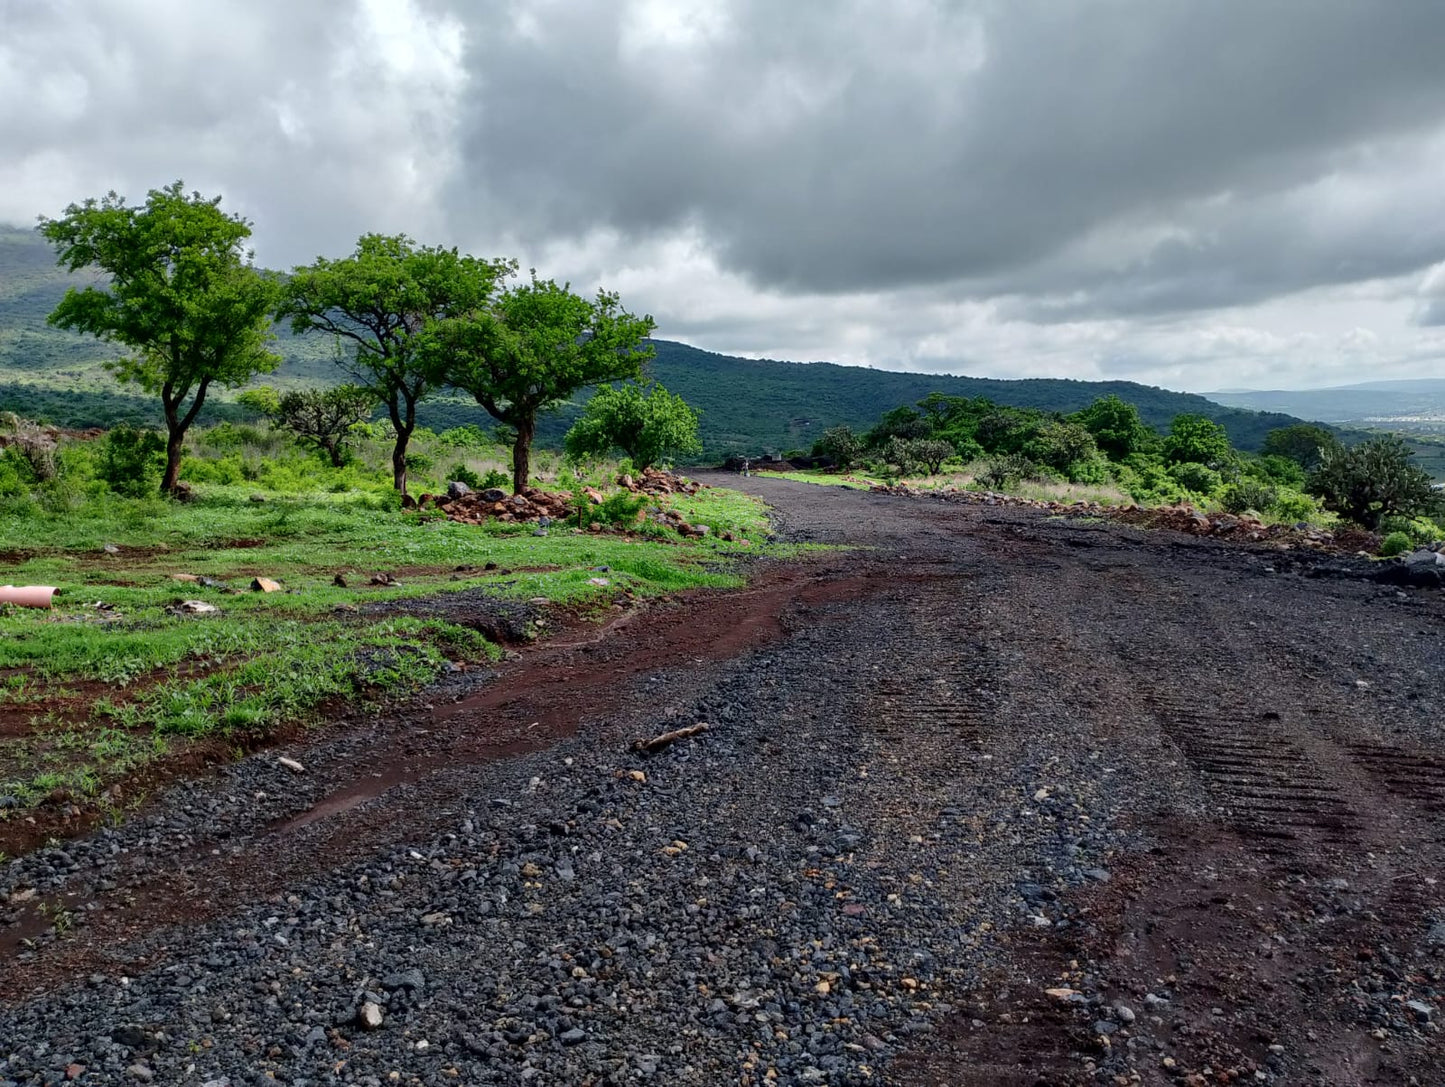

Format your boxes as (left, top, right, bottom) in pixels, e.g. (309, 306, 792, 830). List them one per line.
(0, 222, 1317, 456)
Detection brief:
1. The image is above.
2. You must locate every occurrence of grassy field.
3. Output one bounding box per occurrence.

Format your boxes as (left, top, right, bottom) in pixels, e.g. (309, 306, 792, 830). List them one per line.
(0, 469, 779, 820)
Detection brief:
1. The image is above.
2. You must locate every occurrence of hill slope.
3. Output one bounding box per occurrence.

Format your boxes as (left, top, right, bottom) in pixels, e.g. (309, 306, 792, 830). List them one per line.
(1210, 380, 1445, 426)
(2, 222, 1309, 454)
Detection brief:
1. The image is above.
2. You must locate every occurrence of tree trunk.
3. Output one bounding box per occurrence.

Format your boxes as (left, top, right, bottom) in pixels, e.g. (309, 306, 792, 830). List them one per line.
(392, 437, 408, 494)
(162, 426, 185, 494)
(387, 393, 416, 495)
(511, 416, 535, 495)
(326, 440, 344, 468)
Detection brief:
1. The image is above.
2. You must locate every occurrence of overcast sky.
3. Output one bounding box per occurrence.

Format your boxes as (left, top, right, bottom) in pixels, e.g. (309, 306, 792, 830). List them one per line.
(5, 0, 1445, 392)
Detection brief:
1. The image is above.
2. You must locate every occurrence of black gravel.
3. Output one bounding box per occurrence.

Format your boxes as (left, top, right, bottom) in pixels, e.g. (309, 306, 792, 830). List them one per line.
(3, 475, 1443, 1086)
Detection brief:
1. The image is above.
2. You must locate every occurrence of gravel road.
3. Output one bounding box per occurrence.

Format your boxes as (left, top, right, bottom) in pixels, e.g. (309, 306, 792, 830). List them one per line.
(2, 475, 1443, 1086)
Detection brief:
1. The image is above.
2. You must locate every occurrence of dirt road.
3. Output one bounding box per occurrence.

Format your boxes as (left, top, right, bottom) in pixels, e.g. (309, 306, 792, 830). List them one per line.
(2, 476, 1442, 1085)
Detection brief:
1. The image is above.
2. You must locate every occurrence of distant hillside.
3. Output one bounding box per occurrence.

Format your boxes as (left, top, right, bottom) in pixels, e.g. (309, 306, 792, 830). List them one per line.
(1210, 380, 1445, 426)
(1, 221, 1316, 455)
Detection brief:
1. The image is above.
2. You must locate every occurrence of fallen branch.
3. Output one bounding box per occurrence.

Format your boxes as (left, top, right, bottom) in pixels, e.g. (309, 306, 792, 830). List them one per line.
(632, 722, 709, 754)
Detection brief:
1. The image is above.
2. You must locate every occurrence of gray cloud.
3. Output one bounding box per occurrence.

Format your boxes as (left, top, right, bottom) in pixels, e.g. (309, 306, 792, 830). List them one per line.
(446, 0, 1445, 309)
(5, 0, 1445, 389)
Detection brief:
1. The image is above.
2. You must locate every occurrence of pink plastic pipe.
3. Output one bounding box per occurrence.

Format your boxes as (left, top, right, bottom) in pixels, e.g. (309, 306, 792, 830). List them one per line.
(0, 586, 57, 608)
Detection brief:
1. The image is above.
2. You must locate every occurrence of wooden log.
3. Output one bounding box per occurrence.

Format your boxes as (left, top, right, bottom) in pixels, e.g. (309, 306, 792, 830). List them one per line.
(632, 722, 709, 754)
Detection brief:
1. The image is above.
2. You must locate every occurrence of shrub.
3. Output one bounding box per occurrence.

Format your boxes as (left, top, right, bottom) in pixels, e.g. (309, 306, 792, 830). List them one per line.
(1219, 479, 1277, 514)
(98, 426, 167, 497)
(595, 490, 648, 527)
(1168, 461, 1223, 496)
(976, 453, 1038, 491)
(1379, 531, 1413, 557)
(447, 463, 485, 489)
(480, 468, 509, 490)
(1268, 489, 1320, 522)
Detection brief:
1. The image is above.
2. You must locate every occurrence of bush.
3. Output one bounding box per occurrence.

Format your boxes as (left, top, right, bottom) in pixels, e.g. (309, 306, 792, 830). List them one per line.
(595, 491, 648, 527)
(480, 467, 509, 490)
(180, 454, 247, 485)
(447, 463, 485, 489)
(1379, 531, 1413, 557)
(1219, 479, 1277, 514)
(1168, 461, 1223, 496)
(1309, 435, 1437, 529)
(98, 425, 167, 497)
(976, 454, 1038, 491)
(1268, 489, 1320, 522)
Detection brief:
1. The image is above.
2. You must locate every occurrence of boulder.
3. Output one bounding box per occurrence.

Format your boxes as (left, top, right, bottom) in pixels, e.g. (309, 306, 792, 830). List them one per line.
(446, 480, 472, 499)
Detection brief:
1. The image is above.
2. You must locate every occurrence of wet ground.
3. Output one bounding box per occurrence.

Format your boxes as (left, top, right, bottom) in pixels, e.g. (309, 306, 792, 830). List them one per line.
(1, 475, 1442, 1085)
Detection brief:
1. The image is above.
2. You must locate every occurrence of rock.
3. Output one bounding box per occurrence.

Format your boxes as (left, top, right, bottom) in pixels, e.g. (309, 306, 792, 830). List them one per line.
(1045, 987, 1082, 1001)
(447, 480, 472, 499)
(358, 1001, 384, 1030)
(1115, 1004, 1136, 1023)
(127, 1065, 155, 1082)
(175, 599, 218, 615)
(559, 1027, 586, 1046)
(1083, 867, 1111, 882)
(277, 757, 306, 774)
(172, 573, 199, 583)
(1405, 999, 1434, 1023)
(480, 488, 507, 502)
(332, 573, 349, 588)
(250, 577, 281, 593)
(1425, 920, 1445, 946)
(102, 543, 120, 554)
(588, 577, 610, 586)
(383, 968, 425, 991)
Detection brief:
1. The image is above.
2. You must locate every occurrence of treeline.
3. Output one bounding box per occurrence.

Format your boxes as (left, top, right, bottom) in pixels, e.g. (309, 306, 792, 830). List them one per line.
(815, 393, 1443, 537)
(33, 183, 668, 498)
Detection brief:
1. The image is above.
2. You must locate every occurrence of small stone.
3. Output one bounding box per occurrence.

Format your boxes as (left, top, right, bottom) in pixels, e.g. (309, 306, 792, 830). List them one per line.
(1115, 1005, 1136, 1023)
(1405, 1000, 1434, 1024)
(1045, 987, 1081, 1000)
(358, 1001, 384, 1030)
(277, 756, 305, 774)
(559, 1027, 586, 1046)
(250, 576, 281, 593)
(127, 1064, 155, 1082)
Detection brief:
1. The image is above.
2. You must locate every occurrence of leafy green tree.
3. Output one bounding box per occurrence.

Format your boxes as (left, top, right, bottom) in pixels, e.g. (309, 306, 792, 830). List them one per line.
(1024, 419, 1098, 472)
(1308, 434, 1438, 529)
(1262, 423, 1340, 471)
(256, 385, 378, 467)
(813, 424, 862, 469)
(865, 405, 931, 447)
(563, 383, 700, 470)
(278, 234, 513, 493)
(906, 438, 956, 475)
(40, 181, 280, 493)
(422, 275, 655, 493)
(1071, 395, 1152, 460)
(1164, 413, 1232, 467)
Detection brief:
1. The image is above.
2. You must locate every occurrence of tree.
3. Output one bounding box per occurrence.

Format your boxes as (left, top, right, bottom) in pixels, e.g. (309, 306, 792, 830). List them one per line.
(1071, 395, 1152, 460)
(1262, 423, 1340, 472)
(40, 182, 280, 493)
(907, 438, 956, 475)
(251, 385, 377, 467)
(278, 235, 513, 493)
(423, 275, 655, 494)
(1024, 419, 1098, 472)
(1164, 413, 1232, 466)
(813, 424, 862, 469)
(1308, 434, 1438, 530)
(563, 383, 700, 470)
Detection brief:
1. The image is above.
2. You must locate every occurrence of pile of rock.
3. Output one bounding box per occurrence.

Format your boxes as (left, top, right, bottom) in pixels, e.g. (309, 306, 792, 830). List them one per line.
(419, 484, 574, 525)
(619, 467, 703, 496)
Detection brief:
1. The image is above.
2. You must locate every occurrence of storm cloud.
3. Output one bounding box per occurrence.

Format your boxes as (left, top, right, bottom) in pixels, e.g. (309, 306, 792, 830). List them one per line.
(4, 0, 1445, 389)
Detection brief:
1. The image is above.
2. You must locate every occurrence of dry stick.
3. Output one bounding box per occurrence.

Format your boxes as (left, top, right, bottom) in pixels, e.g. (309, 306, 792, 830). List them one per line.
(632, 723, 710, 754)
